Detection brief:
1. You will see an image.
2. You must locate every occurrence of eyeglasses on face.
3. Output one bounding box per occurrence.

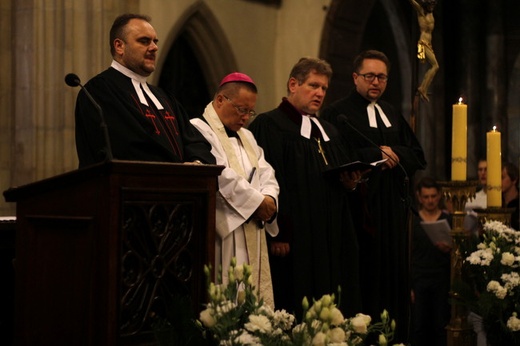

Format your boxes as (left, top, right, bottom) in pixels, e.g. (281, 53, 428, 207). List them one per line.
(222, 95, 256, 117)
(357, 73, 388, 83)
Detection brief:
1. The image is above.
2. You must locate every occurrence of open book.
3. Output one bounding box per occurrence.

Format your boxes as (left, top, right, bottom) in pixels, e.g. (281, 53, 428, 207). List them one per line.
(323, 158, 387, 177)
(420, 219, 452, 246)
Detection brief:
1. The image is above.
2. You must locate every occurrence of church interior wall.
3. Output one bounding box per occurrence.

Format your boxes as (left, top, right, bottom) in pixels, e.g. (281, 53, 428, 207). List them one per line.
(1, 0, 519, 215)
(143, 0, 329, 114)
(0, 0, 13, 216)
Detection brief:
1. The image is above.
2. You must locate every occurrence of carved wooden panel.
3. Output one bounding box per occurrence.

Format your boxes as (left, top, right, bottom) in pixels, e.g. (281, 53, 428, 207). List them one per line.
(120, 201, 196, 338)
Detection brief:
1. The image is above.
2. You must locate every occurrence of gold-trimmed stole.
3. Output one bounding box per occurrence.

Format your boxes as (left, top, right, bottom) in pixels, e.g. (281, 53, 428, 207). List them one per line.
(203, 108, 274, 308)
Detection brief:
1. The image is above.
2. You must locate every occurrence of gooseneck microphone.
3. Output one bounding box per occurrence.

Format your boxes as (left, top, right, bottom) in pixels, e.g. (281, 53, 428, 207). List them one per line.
(336, 113, 415, 214)
(65, 73, 113, 161)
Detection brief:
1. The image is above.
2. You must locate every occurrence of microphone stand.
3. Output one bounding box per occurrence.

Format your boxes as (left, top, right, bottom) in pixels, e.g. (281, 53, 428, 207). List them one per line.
(65, 73, 113, 162)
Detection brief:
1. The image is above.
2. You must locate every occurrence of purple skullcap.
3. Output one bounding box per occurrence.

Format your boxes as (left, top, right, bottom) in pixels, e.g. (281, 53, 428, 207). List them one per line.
(219, 72, 256, 88)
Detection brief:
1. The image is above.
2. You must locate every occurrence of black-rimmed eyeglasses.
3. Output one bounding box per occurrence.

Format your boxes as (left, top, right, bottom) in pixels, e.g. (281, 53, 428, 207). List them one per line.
(357, 73, 388, 83)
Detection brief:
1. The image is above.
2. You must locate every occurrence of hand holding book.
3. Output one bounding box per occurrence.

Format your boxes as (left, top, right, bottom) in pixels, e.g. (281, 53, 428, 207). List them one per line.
(323, 158, 388, 176)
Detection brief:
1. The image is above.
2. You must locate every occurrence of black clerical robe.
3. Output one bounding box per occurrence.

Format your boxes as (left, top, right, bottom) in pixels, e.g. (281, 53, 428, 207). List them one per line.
(248, 98, 361, 318)
(75, 67, 214, 167)
(321, 91, 426, 342)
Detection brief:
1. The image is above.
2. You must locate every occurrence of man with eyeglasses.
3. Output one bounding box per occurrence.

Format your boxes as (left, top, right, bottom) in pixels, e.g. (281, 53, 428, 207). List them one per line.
(248, 57, 362, 318)
(321, 49, 426, 343)
(190, 72, 279, 308)
(75, 14, 214, 167)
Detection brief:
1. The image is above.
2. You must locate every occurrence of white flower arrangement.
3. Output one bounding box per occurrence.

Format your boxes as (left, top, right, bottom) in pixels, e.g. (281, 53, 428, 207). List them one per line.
(460, 220, 520, 345)
(199, 258, 403, 346)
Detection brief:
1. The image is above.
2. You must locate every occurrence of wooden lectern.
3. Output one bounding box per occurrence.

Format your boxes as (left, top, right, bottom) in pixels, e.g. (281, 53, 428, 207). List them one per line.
(3, 160, 223, 345)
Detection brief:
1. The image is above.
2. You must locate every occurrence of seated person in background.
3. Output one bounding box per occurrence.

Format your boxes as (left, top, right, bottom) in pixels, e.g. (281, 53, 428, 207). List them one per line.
(410, 177, 451, 346)
(502, 161, 519, 230)
(466, 158, 487, 210)
(464, 158, 487, 234)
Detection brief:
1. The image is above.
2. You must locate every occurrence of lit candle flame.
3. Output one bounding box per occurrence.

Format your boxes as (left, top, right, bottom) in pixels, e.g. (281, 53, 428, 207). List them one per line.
(458, 97, 463, 104)
(493, 125, 497, 131)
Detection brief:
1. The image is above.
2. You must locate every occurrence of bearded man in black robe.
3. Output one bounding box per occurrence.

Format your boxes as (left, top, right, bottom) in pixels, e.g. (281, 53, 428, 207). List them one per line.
(321, 50, 427, 342)
(74, 14, 214, 167)
(248, 57, 362, 318)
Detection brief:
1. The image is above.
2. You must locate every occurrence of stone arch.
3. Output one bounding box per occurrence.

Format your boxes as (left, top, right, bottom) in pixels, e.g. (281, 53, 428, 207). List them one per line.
(155, 2, 237, 117)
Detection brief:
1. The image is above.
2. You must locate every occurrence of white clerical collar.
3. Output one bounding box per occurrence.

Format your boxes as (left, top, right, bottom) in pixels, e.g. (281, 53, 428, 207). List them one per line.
(111, 60, 164, 110)
(300, 115, 330, 141)
(367, 102, 391, 128)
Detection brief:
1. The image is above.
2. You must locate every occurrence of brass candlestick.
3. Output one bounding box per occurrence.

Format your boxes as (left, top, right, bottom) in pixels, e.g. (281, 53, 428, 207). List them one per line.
(439, 180, 478, 346)
(473, 207, 516, 227)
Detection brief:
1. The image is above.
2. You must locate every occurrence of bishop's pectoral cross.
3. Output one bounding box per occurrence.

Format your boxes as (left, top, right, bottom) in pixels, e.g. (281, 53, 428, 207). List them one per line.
(314, 137, 329, 166)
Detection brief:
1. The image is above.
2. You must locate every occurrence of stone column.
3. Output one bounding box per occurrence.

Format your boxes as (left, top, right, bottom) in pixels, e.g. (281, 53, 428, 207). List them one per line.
(0, 1, 14, 215)
(457, 0, 484, 178)
(11, 0, 37, 190)
(2, 0, 137, 215)
(484, 1, 507, 158)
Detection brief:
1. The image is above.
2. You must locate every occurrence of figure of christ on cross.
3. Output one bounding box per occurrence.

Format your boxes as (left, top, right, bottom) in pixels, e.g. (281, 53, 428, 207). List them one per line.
(409, 0, 439, 102)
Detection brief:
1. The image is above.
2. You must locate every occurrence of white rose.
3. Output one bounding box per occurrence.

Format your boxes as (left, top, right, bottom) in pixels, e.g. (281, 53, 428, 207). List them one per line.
(495, 286, 508, 299)
(351, 314, 370, 334)
(501, 252, 516, 266)
(330, 307, 345, 325)
(244, 314, 272, 333)
(329, 327, 346, 343)
(502, 272, 520, 290)
(234, 330, 261, 345)
(356, 313, 371, 325)
(312, 331, 327, 346)
(507, 313, 520, 331)
(199, 308, 216, 328)
(487, 280, 500, 291)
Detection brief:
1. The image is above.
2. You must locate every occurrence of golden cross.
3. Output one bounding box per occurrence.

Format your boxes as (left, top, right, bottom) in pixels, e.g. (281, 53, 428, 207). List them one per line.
(315, 138, 329, 166)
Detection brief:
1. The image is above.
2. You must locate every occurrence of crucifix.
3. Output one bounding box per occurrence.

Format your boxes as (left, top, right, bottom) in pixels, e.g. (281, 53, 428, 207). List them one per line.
(314, 137, 329, 166)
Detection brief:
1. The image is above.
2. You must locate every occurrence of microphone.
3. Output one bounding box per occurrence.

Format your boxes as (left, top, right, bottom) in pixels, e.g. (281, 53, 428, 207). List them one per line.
(336, 114, 411, 205)
(64, 73, 81, 87)
(65, 73, 113, 161)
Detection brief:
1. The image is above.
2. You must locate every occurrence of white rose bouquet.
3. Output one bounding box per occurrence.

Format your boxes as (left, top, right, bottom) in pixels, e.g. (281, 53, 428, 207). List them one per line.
(199, 258, 295, 345)
(198, 258, 403, 346)
(460, 220, 520, 345)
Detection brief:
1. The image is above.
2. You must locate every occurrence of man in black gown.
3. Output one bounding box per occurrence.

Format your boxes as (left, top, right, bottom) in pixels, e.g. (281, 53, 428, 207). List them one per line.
(248, 57, 362, 318)
(321, 50, 426, 342)
(74, 14, 214, 167)
(411, 177, 451, 346)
